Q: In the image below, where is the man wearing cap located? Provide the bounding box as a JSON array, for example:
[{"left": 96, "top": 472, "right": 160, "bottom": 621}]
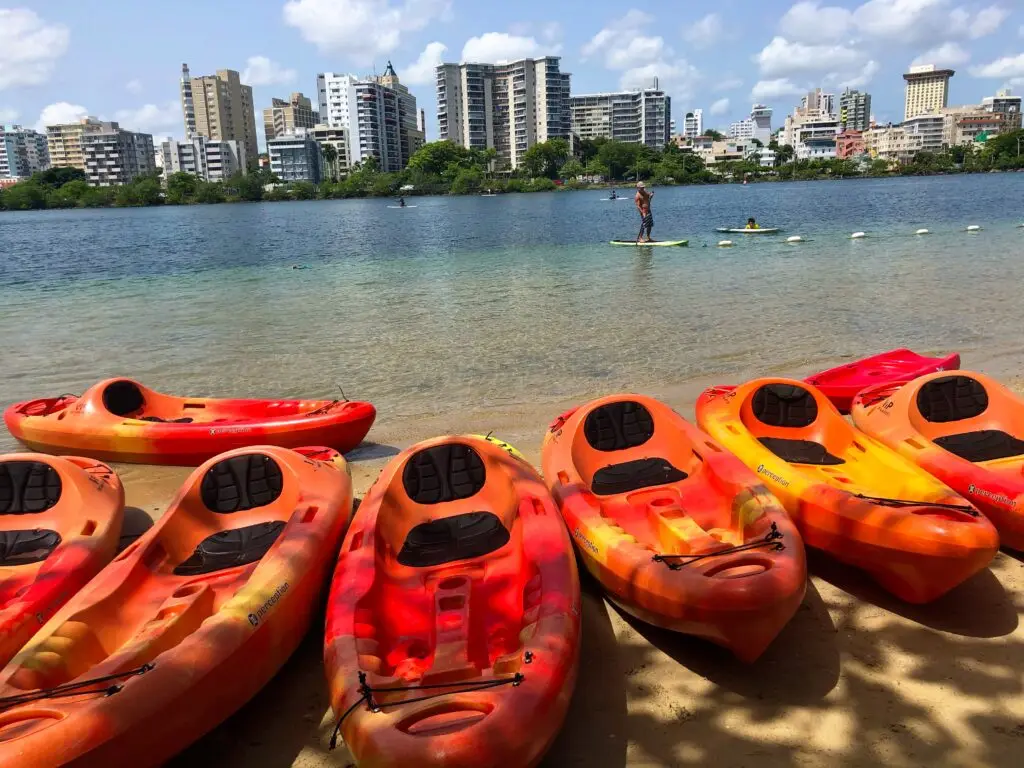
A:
[{"left": 635, "top": 181, "right": 654, "bottom": 243}]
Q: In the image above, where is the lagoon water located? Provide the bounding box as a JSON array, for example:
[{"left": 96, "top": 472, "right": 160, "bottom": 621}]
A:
[{"left": 2, "top": 173, "right": 1023, "bottom": 453}]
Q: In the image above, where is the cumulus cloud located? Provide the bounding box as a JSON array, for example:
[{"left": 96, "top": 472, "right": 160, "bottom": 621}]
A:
[
  {"left": 971, "top": 53, "right": 1024, "bottom": 78},
  {"left": 0, "top": 107, "right": 19, "bottom": 123},
  {"left": 462, "top": 33, "right": 547, "bottom": 63},
  {"left": 682, "top": 13, "right": 725, "bottom": 49},
  {"left": 35, "top": 102, "right": 88, "bottom": 132},
  {"left": 835, "top": 60, "right": 880, "bottom": 88},
  {"left": 0, "top": 9, "right": 70, "bottom": 90},
  {"left": 912, "top": 42, "right": 970, "bottom": 67},
  {"left": 779, "top": 2, "right": 852, "bottom": 42},
  {"left": 757, "top": 36, "right": 866, "bottom": 78},
  {"left": 242, "top": 55, "right": 297, "bottom": 86},
  {"left": 715, "top": 77, "right": 743, "bottom": 91},
  {"left": 126, "top": 79, "right": 144, "bottom": 94},
  {"left": 709, "top": 97, "right": 730, "bottom": 116},
  {"left": 750, "top": 78, "right": 805, "bottom": 102},
  {"left": 968, "top": 6, "right": 1009, "bottom": 39},
  {"left": 619, "top": 61, "right": 699, "bottom": 100},
  {"left": 403, "top": 41, "right": 447, "bottom": 84},
  {"left": 114, "top": 101, "right": 182, "bottom": 136},
  {"left": 283, "top": 0, "right": 450, "bottom": 63}
]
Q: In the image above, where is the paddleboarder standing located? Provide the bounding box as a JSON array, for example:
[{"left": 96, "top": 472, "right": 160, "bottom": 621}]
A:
[{"left": 635, "top": 182, "right": 654, "bottom": 242}]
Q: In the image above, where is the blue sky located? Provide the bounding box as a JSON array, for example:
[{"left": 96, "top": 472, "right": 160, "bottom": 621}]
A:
[{"left": 2, "top": 0, "right": 1023, "bottom": 146}]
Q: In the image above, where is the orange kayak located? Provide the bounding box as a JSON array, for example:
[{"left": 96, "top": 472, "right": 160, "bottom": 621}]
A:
[
  {"left": 696, "top": 379, "right": 999, "bottom": 603},
  {"left": 542, "top": 395, "right": 806, "bottom": 662},
  {"left": 324, "top": 435, "right": 580, "bottom": 768},
  {"left": 1, "top": 454, "right": 123, "bottom": 667},
  {"left": 5, "top": 378, "right": 376, "bottom": 465},
  {"left": 0, "top": 445, "right": 352, "bottom": 766},
  {"left": 852, "top": 371, "right": 1024, "bottom": 550}
]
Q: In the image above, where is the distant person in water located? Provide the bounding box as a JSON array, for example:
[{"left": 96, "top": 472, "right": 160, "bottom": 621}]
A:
[
  {"left": 398, "top": 196, "right": 406, "bottom": 208},
  {"left": 635, "top": 182, "right": 654, "bottom": 242},
  {"left": 745, "top": 217, "right": 759, "bottom": 229},
  {"left": 609, "top": 189, "right": 617, "bottom": 200}
]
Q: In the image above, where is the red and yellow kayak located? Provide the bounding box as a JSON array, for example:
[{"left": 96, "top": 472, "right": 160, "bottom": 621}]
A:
[
  {"left": 542, "top": 395, "right": 806, "bottom": 662},
  {"left": 5, "top": 378, "right": 376, "bottom": 465},
  {"left": 325, "top": 434, "right": 580, "bottom": 767},
  {"left": 852, "top": 370, "right": 1024, "bottom": 550},
  {"left": 696, "top": 379, "right": 999, "bottom": 603},
  {"left": 0, "top": 454, "right": 124, "bottom": 667},
  {"left": 0, "top": 445, "right": 352, "bottom": 766}
]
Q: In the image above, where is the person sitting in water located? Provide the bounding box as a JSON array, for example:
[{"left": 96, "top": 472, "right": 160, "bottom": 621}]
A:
[
  {"left": 398, "top": 196, "right": 406, "bottom": 208},
  {"left": 609, "top": 189, "right": 617, "bottom": 200},
  {"left": 745, "top": 217, "right": 759, "bottom": 230},
  {"left": 635, "top": 182, "right": 654, "bottom": 242}
]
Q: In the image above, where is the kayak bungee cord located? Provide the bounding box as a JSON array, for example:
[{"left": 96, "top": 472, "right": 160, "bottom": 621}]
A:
[
  {"left": 329, "top": 669, "right": 526, "bottom": 749},
  {"left": 652, "top": 522, "right": 785, "bottom": 570},
  {"left": 853, "top": 494, "right": 980, "bottom": 516},
  {"left": 0, "top": 664, "right": 155, "bottom": 712}
]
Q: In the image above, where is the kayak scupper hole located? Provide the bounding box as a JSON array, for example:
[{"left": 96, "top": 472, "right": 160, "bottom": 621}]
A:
[
  {"left": 57, "top": 411, "right": 66, "bottom": 420},
  {"left": 905, "top": 437, "right": 926, "bottom": 450},
  {"left": 80, "top": 520, "right": 97, "bottom": 536},
  {"left": 348, "top": 530, "right": 364, "bottom": 551},
  {"left": 438, "top": 595, "right": 465, "bottom": 612},
  {"left": 300, "top": 505, "right": 319, "bottom": 523},
  {"left": 439, "top": 576, "right": 467, "bottom": 591},
  {"left": 703, "top": 441, "right": 722, "bottom": 452},
  {"left": 851, "top": 441, "right": 868, "bottom": 453}
]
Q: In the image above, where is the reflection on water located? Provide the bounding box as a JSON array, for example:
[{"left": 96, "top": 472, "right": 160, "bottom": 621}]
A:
[{"left": 2, "top": 174, "right": 1023, "bottom": 452}]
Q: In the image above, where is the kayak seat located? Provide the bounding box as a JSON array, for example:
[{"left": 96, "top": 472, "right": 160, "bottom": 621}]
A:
[
  {"left": 200, "top": 454, "right": 284, "bottom": 513},
  {"left": 934, "top": 430, "right": 1024, "bottom": 463},
  {"left": 397, "top": 511, "right": 510, "bottom": 567},
  {"left": 402, "top": 444, "right": 486, "bottom": 504},
  {"left": 917, "top": 376, "right": 988, "bottom": 423},
  {"left": 0, "top": 529, "right": 62, "bottom": 566},
  {"left": 592, "top": 458, "right": 688, "bottom": 496},
  {"left": 585, "top": 401, "right": 655, "bottom": 451},
  {"left": 752, "top": 384, "right": 817, "bottom": 427},
  {"left": 758, "top": 437, "right": 845, "bottom": 466},
  {"left": 102, "top": 379, "right": 146, "bottom": 416},
  {"left": 174, "top": 521, "right": 286, "bottom": 575},
  {"left": 0, "top": 460, "right": 62, "bottom": 514}
]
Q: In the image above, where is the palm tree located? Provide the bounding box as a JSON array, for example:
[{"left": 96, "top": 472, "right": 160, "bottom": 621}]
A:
[{"left": 320, "top": 144, "right": 338, "bottom": 182}]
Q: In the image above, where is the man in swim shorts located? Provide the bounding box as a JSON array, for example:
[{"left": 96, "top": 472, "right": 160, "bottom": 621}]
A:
[{"left": 635, "top": 181, "right": 654, "bottom": 242}]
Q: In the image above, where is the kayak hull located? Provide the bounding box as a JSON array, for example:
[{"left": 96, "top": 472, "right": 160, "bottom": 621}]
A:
[
  {"left": 696, "top": 379, "right": 999, "bottom": 603},
  {"left": 806, "top": 348, "right": 960, "bottom": 414},
  {"left": 852, "top": 371, "right": 1024, "bottom": 550},
  {"left": 542, "top": 395, "right": 806, "bottom": 662},
  {"left": 5, "top": 378, "right": 376, "bottom": 465}
]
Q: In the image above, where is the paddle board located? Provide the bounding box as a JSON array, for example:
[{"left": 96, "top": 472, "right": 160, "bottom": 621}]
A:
[
  {"left": 610, "top": 239, "right": 688, "bottom": 247},
  {"left": 600, "top": 197, "right": 627, "bottom": 201},
  {"left": 716, "top": 227, "right": 780, "bottom": 234},
  {"left": 388, "top": 205, "right": 418, "bottom": 208}
]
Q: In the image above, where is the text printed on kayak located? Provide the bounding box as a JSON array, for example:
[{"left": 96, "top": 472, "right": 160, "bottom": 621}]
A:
[
  {"left": 968, "top": 484, "right": 1016, "bottom": 509},
  {"left": 757, "top": 464, "right": 790, "bottom": 487},
  {"left": 249, "top": 582, "right": 289, "bottom": 627}
]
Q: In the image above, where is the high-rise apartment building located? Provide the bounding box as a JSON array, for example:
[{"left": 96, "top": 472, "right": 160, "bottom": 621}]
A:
[
  {"left": 310, "top": 124, "right": 351, "bottom": 179},
  {"left": 436, "top": 56, "right": 571, "bottom": 169},
  {"left": 0, "top": 125, "right": 49, "bottom": 178},
  {"left": 799, "top": 89, "right": 835, "bottom": 118},
  {"left": 728, "top": 104, "right": 772, "bottom": 143},
  {"left": 81, "top": 127, "right": 155, "bottom": 186},
  {"left": 263, "top": 93, "right": 318, "bottom": 142},
  {"left": 180, "top": 64, "right": 258, "bottom": 164},
  {"left": 317, "top": 66, "right": 420, "bottom": 172},
  {"left": 569, "top": 87, "right": 671, "bottom": 148},
  {"left": 160, "top": 136, "right": 246, "bottom": 181},
  {"left": 46, "top": 118, "right": 100, "bottom": 170},
  {"left": 268, "top": 129, "right": 323, "bottom": 183},
  {"left": 903, "top": 64, "right": 954, "bottom": 120},
  {"left": 982, "top": 88, "right": 1022, "bottom": 132},
  {"left": 838, "top": 88, "right": 872, "bottom": 131},
  {"left": 683, "top": 109, "right": 703, "bottom": 138}
]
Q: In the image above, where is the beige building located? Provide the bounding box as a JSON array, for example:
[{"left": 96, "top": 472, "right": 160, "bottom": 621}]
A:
[
  {"left": 263, "top": 93, "right": 317, "bottom": 142},
  {"left": 180, "top": 64, "right": 258, "bottom": 165},
  {"left": 864, "top": 125, "right": 923, "bottom": 164},
  {"left": 46, "top": 118, "right": 100, "bottom": 169},
  {"left": 903, "top": 64, "right": 954, "bottom": 120},
  {"left": 310, "top": 124, "right": 350, "bottom": 179}
]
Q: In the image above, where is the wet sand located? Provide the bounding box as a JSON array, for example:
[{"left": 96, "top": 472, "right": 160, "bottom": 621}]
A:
[{"left": 93, "top": 362, "right": 1024, "bottom": 768}]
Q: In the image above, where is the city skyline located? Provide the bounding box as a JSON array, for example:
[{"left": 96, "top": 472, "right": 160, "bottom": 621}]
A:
[{"left": 2, "top": 0, "right": 1023, "bottom": 148}]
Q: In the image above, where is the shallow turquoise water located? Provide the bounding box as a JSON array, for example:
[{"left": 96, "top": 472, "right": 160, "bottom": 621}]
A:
[{"left": 2, "top": 174, "right": 1023, "bottom": 452}]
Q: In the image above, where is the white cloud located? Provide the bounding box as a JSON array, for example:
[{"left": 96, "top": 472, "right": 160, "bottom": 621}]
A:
[
  {"left": 779, "top": 2, "right": 852, "bottom": 42},
  {"left": 242, "top": 55, "right": 297, "bottom": 86},
  {"left": 0, "top": 9, "right": 70, "bottom": 90},
  {"left": 751, "top": 78, "right": 805, "bottom": 101},
  {"left": 283, "top": 0, "right": 450, "bottom": 63},
  {"left": 541, "top": 21, "right": 562, "bottom": 43},
  {"left": 715, "top": 77, "right": 743, "bottom": 91},
  {"left": 114, "top": 101, "right": 182, "bottom": 136},
  {"left": 971, "top": 53, "right": 1024, "bottom": 78},
  {"left": 403, "top": 41, "right": 447, "bottom": 84},
  {"left": 836, "top": 60, "right": 880, "bottom": 88},
  {"left": 583, "top": 9, "right": 661, "bottom": 68},
  {"left": 969, "top": 6, "right": 1008, "bottom": 39},
  {"left": 35, "top": 102, "right": 88, "bottom": 132},
  {"left": 0, "top": 107, "right": 18, "bottom": 123},
  {"left": 126, "top": 79, "right": 144, "bottom": 94},
  {"left": 912, "top": 42, "right": 970, "bottom": 67},
  {"left": 757, "top": 36, "right": 866, "bottom": 78},
  {"left": 709, "top": 97, "right": 730, "bottom": 116},
  {"left": 462, "top": 33, "right": 547, "bottom": 63},
  {"left": 682, "top": 14, "right": 725, "bottom": 49},
  {"left": 619, "top": 60, "right": 700, "bottom": 100}
]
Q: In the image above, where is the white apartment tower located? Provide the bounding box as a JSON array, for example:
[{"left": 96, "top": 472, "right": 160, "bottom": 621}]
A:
[
  {"left": 570, "top": 87, "right": 671, "bottom": 148},
  {"left": 683, "top": 109, "right": 703, "bottom": 138},
  {"left": 729, "top": 104, "right": 772, "bottom": 143},
  {"left": 903, "top": 64, "right": 954, "bottom": 120},
  {"left": 436, "top": 56, "right": 571, "bottom": 169},
  {"left": 0, "top": 125, "right": 50, "bottom": 178}
]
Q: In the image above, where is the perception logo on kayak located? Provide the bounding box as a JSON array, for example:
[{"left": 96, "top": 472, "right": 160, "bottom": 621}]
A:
[
  {"left": 248, "top": 582, "right": 290, "bottom": 627},
  {"left": 756, "top": 464, "right": 790, "bottom": 487},
  {"left": 210, "top": 426, "right": 254, "bottom": 436},
  {"left": 573, "top": 527, "right": 600, "bottom": 556},
  {"left": 967, "top": 484, "right": 1016, "bottom": 509}
]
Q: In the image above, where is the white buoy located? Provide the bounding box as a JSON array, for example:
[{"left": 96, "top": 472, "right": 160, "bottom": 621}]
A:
[
  {"left": 851, "top": 231, "right": 866, "bottom": 239},
  {"left": 718, "top": 240, "right": 733, "bottom": 247},
  {"left": 915, "top": 228, "right": 930, "bottom": 235},
  {"left": 966, "top": 225, "right": 981, "bottom": 232},
  {"left": 787, "top": 235, "right": 803, "bottom": 243}
]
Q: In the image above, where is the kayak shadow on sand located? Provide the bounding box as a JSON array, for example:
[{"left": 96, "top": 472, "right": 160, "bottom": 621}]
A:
[
  {"left": 116, "top": 506, "right": 155, "bottom": 552},
  {"left": 806, "top": 549, "right": 1018, "bottom": 638},
  {"left": 344, "top": 441, "right": 401, "bottom": 463}
]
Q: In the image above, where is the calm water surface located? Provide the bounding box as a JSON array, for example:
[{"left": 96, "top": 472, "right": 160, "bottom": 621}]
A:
[{"left": 2, "top": 174, "right": 1023, "bottom": 451}]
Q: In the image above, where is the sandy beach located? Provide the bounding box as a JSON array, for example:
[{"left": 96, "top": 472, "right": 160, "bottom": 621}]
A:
[{"left": 82, "top": 366, "right": 1023, "bottom": 768}]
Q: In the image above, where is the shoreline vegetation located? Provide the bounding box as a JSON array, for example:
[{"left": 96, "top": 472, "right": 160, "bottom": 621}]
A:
[{"left": 2, "top": 132, "right": 1022, "bottom": 211}]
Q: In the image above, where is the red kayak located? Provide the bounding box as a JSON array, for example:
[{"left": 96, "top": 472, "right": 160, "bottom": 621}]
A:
[
  {"left": 805, "top": 349, "right": 960, "bottom": 414},
  {"left": 5, "top": 378, "right": 376, "bottom": 465}
]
